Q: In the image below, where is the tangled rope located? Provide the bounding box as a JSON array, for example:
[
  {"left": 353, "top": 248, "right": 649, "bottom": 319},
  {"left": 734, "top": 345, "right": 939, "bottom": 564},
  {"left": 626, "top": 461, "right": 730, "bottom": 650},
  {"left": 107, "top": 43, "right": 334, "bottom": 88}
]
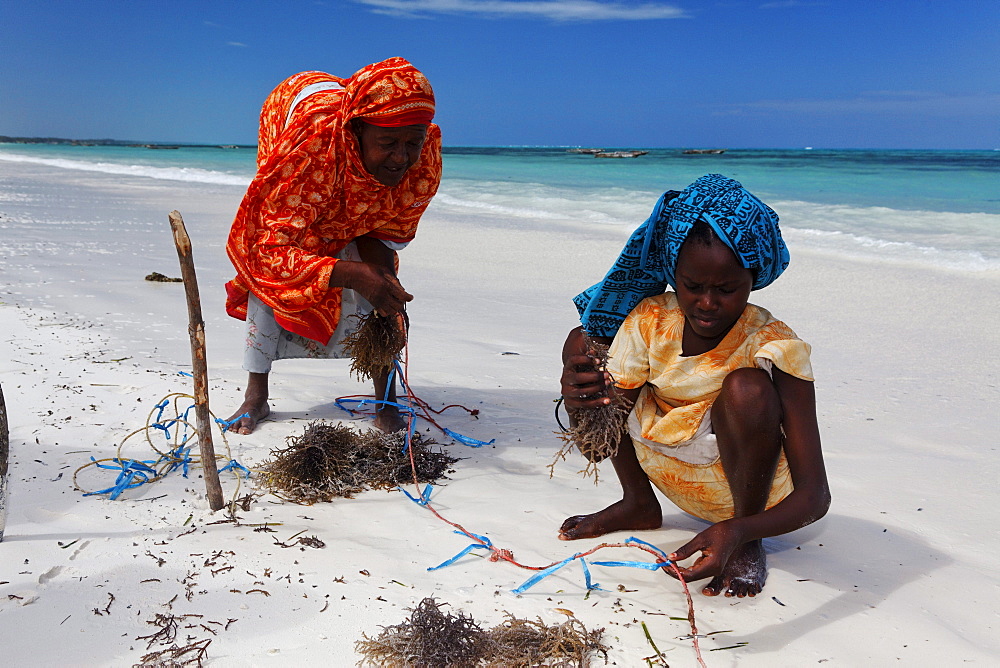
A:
[{"left": 73, "top": 392, "right": 251, "bottom": 508}]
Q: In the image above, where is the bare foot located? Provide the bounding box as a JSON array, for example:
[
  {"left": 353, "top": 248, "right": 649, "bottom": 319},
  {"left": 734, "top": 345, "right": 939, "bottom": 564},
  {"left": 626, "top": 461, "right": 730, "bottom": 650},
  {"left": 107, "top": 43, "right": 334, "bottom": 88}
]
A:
[
  {"left": 374, "top": 406, "right": 408, "bottom": 433},
  {"left": 559, "top": 497, "right": 662, "bottom": 540},
  {"left": 225, "top": 398, "right": 270, "bottom": 435},
  {"left": 702, "top": 539, "right": 767, "bottom": 598}
]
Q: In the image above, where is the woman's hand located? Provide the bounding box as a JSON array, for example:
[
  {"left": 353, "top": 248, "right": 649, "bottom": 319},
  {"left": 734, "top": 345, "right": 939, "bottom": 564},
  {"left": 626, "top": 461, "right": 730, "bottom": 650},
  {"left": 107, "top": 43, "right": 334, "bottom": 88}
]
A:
[
  {"left": 560, "top": 353, "right": 613, "bottom": 409},
  {"left": 331, "top": 260, "right": 413, "bottom": 316},
  {"left": 560, "top": 327, "right": 616, "bottom": 409},
  {"left": 667, "top": 520, "right": 746, "bottom": 582}
]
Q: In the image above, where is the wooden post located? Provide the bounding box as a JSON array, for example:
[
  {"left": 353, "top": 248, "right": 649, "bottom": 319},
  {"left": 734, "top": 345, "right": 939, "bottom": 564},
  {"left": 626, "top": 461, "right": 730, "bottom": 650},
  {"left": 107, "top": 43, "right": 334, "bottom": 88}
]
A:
[
  {"left": 168, "top": 211, "right": 225, "bottom": 511},
  {"left": 0, "top": 383, "right": 8, "bottom": 541}
]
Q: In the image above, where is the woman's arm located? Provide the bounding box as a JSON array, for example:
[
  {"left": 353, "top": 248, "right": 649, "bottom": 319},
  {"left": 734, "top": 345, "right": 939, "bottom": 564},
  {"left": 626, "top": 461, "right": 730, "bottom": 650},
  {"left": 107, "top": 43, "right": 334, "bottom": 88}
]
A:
[
  {"left": 353, "top": 235, "right": 396, "bottom": 270},
  {"left": 328, "top": 236, "right": 412, "bottom": 316},
  {"left": 670, "top": 368, "right": 831, "bottom": 579},
  {"left": 737, "top": 368, "right": 831, "bottom": 537}
]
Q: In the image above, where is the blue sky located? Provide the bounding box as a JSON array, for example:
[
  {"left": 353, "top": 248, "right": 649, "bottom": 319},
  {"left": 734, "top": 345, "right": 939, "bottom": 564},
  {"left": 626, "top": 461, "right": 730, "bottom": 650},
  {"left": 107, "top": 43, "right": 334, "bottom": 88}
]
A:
[{"left": 2, "top": 0, "right": 998, "bottom": 148}]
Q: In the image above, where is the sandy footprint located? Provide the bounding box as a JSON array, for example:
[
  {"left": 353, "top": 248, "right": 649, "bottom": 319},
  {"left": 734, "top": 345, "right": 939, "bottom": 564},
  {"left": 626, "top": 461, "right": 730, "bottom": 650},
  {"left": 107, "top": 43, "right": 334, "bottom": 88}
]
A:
[
  {"left": 22, "top": 507, "right": 67, "bottom": 524},
  {"left": 38, "top": 565, "right": 63, "bottom": 585},
  {"left": 68, "top": 539, "right": 90, "bottom": 560}
]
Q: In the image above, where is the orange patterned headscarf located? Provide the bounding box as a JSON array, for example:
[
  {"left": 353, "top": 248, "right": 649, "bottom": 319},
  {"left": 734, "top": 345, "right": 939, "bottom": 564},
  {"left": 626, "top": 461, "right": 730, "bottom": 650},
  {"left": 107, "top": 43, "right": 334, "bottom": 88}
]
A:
[{"left": 225, "top": 58, "right": 442, "bottom": 344}]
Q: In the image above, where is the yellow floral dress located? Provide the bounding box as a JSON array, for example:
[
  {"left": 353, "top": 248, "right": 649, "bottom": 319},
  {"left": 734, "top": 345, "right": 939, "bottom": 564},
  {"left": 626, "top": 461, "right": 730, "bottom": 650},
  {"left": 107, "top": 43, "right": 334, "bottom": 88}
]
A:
[{"left": 607, "top": 292, "right": 813, "bottom": 522}]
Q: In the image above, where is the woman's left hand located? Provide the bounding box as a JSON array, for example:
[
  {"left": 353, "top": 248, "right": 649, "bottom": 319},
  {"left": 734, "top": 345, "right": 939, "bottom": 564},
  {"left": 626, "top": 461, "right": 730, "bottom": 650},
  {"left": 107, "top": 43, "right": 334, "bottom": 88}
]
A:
[{"left": 667, "top": 520, "right": 745, "bottom": 582}]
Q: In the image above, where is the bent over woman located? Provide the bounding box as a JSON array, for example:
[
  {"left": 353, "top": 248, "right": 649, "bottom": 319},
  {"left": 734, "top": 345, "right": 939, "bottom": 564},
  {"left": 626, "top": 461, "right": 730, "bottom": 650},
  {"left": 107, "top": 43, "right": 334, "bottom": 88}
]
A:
[{"left": 225, "top": 57, "right": 442, "bottom": 434}]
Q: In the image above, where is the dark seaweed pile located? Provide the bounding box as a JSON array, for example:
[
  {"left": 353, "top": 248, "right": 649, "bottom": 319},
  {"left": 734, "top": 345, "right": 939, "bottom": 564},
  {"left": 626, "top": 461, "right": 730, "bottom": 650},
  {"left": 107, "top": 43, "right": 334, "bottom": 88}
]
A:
[{"left": 258, "top": 422, "right": 456, "bottom": 505}]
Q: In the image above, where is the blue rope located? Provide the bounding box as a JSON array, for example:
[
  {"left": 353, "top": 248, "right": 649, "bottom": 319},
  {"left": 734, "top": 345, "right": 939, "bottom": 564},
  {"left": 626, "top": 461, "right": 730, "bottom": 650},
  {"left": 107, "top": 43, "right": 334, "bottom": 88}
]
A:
[
  {"left": 428, "top": 531, "right": 495, "bottom": 571},
  {"left": 400, "top": 483, "right": 434, "bottom": 506},
  {"left": 338, "top": 359, "right": 495, "bottom": 449},
  {"left": 509, "top": 537, "right": 672, "bottom": 595},
  {"left": 626, "top": 536, "right": 673, "bottom": 563},
  {"left": 215, "top": 412, "right": 249, "bottom": 433},
  {"left": 150, "top": 402, "right": 194, "bottom": 442},
  {"left": 580, "top": 558, "right": 604, "bottom": 592},
  {"left": 161, "top": 445, "right": 194, "bottom": 478},
  {"left": 83, "top": 457, "right": 159, "bottom": 501},
  {"left": 151, "top": 400, "right": 172, "bottom": 439},
  {"left": 589, "top": 559, "right": 666, "bottom": 571},
  {"left": 442, "top": 428, "right": 493, "bottom": 448},
  {"left": 511, "top": 554, "right": 579, "bottom": 594},
  {"left": 83, "top": 401, "right": 245, "bottom": 499},
  {"left": 218, "top": 459, "right": 252, "bottom": 479}
]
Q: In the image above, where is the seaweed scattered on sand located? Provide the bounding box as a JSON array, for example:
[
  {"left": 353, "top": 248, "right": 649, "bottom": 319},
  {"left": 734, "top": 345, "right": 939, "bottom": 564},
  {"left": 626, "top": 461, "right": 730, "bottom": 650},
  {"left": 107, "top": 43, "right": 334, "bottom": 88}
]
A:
[
  {"left": 135, "top": 612, "right": 212, "bottom": 666},
  {"left": 342, "top": 312, "right": 407, "bottom": 381},
  {"left": 257, "top": 422, "right": 457, "bottom": 505},
  {"left": 144, "top": 271, "right": 182, "bottom": 283},
  {"left": 356, "top": 597, "right": 609, "bottom": 667},
  {"left": 552, "top": 336, "right": 630, "bottom": 479}
]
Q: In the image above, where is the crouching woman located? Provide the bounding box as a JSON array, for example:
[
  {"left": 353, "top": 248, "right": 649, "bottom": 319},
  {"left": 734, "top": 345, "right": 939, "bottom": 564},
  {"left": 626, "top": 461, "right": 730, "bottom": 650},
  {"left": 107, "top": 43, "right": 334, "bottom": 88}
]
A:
[{"left": 559, "top": 174, "right": 831, "bottom": 598}]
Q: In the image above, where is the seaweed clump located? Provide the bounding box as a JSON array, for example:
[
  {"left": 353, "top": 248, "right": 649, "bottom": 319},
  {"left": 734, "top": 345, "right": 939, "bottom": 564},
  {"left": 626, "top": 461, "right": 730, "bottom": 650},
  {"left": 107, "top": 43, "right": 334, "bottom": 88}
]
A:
[
  {"left": 356, "top": 597, "right": 486, "bottom": 667},
  {"left": 356, "top": 597, "right": 609, "bottom": 667},
  {"left": 342, "top": 312, "right": 407, "bottom": 381},
  {"left": 552, "top": 336, "right": 630, "bottom": 479},
  {"left": 483, "top": 613, "right": 609, "bottom": 667},
  {"left": 257, "top": 422, "right": 457, "bottom": 505},
  {"left": 144, "top": 271, "right": 182, "bottom": 283}
]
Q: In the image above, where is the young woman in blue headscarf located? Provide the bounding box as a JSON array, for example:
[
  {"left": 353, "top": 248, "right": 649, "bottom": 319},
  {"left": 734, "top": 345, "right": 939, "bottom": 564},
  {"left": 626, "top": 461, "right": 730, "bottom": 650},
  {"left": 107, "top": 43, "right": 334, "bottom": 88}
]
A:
[{"left": 559, "top": 174, "right": 830, "bottom": 599}]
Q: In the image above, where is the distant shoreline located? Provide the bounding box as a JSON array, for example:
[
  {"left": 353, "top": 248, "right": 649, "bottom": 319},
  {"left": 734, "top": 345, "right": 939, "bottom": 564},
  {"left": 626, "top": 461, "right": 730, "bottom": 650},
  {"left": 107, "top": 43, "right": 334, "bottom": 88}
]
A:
[
  {"left": 4, "top": 136, "right": 997, "bottom": 152},
  {"left": 0, "top": 136, "right": 256, "bottom": 150}
]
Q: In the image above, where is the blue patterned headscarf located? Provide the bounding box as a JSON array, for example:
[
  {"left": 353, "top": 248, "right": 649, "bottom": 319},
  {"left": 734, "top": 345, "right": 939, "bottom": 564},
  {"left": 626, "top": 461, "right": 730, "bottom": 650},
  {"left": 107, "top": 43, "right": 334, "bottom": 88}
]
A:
[{"left": 574, "top": 174, "right": 789, "bottom": 338}]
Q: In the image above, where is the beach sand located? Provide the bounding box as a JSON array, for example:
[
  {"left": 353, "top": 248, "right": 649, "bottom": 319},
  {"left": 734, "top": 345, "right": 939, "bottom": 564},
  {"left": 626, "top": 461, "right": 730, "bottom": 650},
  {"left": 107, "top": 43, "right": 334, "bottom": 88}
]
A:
[{"left": 1, "top": 159, "right": 998, "bottom": 666}]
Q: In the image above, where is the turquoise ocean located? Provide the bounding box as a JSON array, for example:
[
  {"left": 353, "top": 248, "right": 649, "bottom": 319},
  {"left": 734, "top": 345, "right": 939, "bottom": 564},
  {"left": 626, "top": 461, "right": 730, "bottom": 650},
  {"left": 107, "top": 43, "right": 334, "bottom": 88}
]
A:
[{"left": 2, "top": 143, "right": 998, "bottom": 272}]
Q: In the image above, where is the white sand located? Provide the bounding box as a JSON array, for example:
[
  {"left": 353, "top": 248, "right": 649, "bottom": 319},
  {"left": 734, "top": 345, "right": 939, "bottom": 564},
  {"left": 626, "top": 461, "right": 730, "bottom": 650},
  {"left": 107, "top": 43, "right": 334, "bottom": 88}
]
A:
[{"left": 1, "top": 159, "right": 998, "bottom": 666}]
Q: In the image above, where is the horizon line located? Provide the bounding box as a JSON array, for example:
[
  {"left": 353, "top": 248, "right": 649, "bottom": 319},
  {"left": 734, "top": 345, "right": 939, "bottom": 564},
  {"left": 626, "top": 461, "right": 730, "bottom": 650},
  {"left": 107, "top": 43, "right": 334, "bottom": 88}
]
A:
[{"left": 2, "top": 137, "right": 997, "bottom": 152}]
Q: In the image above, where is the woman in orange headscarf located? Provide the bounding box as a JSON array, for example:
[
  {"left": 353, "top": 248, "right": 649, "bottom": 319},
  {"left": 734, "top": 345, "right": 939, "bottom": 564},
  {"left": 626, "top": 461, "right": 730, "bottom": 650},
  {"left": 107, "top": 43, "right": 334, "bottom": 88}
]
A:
[{"left": 224, "top": 57, "right": 442, "bottom": 434}]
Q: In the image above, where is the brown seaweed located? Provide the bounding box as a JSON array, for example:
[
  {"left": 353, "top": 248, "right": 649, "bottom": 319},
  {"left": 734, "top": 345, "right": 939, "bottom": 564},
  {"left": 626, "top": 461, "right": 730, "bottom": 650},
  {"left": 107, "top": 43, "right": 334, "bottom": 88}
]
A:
[
  {"left": 552, "top": 337, "right": 630, "bottom": 480},
  {"left": 342, "top": 312, "right": 407, "bottom": 381},
  {"left": 356, "top": 597, "right": 486, "bottom": 667},
  {"left": 482, "top": 613, "right": 609, "bottom": 667},
  {"left": 257, "top": 422, "right": 457, "bottom": 505},
  {"left": 356, "top": 597, "right": 609, "bottom": 667}
]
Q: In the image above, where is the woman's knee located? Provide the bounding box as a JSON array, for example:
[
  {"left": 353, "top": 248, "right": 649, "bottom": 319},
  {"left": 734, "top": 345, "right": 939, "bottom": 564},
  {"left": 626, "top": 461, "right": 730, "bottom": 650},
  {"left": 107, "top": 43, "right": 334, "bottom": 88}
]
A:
[{"left": 715, "top": 368, "right": 781, "bottom": 426}]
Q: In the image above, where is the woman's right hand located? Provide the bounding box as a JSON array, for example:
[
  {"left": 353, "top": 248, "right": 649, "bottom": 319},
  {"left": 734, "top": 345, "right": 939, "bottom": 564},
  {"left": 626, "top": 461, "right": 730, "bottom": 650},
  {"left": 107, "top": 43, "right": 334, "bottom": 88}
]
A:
[
  {"left": 332, "top": 261, "right": 413, "bottom": 316},
  {"left": 561, "top": 354, "right": 612, "bottom": 409},
  {"left": 560, "top": 327, "right": 614, "bottom": 409}
]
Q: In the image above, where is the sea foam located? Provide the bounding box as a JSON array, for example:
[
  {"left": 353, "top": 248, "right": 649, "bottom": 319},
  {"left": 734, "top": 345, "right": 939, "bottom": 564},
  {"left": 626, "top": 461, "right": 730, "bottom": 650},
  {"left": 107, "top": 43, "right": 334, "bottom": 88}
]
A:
[
  {"left": 0, "top": 152, "right": 251, "bottom": 187},
  {"left": 4, "top": 147, "right": 996, "bottom": 273},
  {"left": 436, "top": 181, "right": 1000, "bottom": 272}
]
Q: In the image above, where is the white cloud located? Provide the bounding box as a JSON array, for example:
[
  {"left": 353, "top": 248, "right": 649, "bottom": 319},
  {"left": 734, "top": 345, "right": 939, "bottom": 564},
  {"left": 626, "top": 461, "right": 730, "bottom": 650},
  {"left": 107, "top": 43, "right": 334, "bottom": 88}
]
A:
[
  {"left": 712, "top": 91, "right": 1000, "bottom": 118},
  {"left": 353, "top": 0, "right": 687, "bottom": 21},
  {"left": 227, "top": 41, "right": 248, "bottom": 47}
]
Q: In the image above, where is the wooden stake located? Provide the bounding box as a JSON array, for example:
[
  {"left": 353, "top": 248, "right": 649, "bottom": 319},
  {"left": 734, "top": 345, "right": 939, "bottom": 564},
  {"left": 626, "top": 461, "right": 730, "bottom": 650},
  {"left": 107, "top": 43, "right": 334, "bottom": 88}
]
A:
[
  {"left": 0, "top": 383, "right": 9, "bottom": 540},
  {"left": 168, "top": 211, "right": 225, "bottom": 511}
]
